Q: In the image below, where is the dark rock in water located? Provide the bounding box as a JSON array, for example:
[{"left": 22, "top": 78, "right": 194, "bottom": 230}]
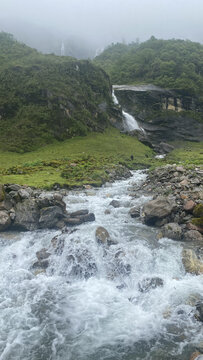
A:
[
  {"left": 110, "top": 200, "right": 120, "bottom": 208},
  {"left": 67, "top": 249, "right": 97, "bottom": 279},
  {"left": 129, "top": 206, "right": 140, "bottom": 218},
  {"left": 138, "top": 277, "right": 164, "bottom": 292},
  {"left": 116, "top": 283, "right": 127, "bottom": 290},
  {"left": 160, "top": 222, "right": 182, "bottom": 241},
  {"left": 142, "top": 196, "right": 175, "bottom": 226},
  {"left": 32, "top": 259, "right": 49, "bottom": 269},
  {"left": 69, "top": 209, "right": 89, "bottom": 217},
  {"left": 65, "top": 212, "right": 95, "bottom": 226},
  {"left": 196, "top": 303, "right": 203, "bottom": 322},
  {"left": 13, "top": 199, "right": 40, "bottom": 231},
  {"left": 39, "top": 206, "right": 65, "bottom": 229},
  {"left": 36, "top": 248, "right": 51, "bottom": 261},
  {"left": 95, "top": 226, "right": 110, "bottom": 245},
  {"left": 0, "top": 210, "right": 11, "bottom": 231}
]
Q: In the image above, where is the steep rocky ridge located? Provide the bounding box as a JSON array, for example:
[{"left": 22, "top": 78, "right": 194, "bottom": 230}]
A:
[{"left": 114, "top": 85, "right": 203, "bottom": 150}]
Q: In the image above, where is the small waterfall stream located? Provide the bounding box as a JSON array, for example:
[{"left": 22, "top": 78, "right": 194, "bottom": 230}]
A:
[
  {"left": 112, "top": 90, "right": 140, "bottom": 131},
  {"left": 0, "top": 171, "right": 202, "bottom": 360}
]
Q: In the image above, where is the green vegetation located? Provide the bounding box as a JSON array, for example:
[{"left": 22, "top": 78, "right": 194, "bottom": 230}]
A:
[
  {"left": 0, "top": 128, "right": 155, "bottom": 189},
  {"left": 166, "top": 141, "right": 203, "bottom": 166},
  {"left": 95, "top": 37, "right": 203, "bottom": 96},
  {"left": 0, "top": 32, "right": 114, "bottom": 152}
]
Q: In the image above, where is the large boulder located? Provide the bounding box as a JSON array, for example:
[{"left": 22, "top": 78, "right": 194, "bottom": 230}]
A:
[
  {"left": 182, "top": 249, "right": 203, "bottom": 275},
  {"left": 39, "top": 206, "right": 65, "bottom": 229},
  {"left": 13, "top": 199, "right": 40, "bottom": 231},
  {"left": 142, "top": 196, "right": 175, "bottom": 226},
  {"left": 0, "top": 210, "right": 11, "bottom": 231},
  {"left": 183, "top": 230, "right": 203, "bottom": 242},
  {"left": 95, "top": 226, "right": 110, "bottom": 245}
]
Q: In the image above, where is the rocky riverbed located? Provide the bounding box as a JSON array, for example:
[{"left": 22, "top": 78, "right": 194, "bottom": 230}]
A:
[{"left": 0, "top": 166, "right": 202, "bottom": 360}]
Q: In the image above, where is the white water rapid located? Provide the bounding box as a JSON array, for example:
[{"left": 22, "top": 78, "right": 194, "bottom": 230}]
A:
[
  {"left": 112, "top": 91, "right": 140, "bottom": 131},
  {"left": 0, "top": 171, "right": 202, "bottom": 360}
]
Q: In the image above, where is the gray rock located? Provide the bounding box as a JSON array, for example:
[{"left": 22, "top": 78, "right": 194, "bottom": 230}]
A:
[
  {"left": 129, "top": 206, "right": 140, "bottom": 218},
  {"left": 39, "top": 206, "right": 64, "bottom": 229},
  {"left": 13, "top": 199, "right": 40, "bottom": 231},
  {"left": 196, "top": 303, "right": 203, "bottom": 322},
  {"left": 138, "top": 277, "right": 164, "bottom": 292},
  {"left": 6, "top": 184, "right": 21, "bottom": 192},
  {"left": 159, "top": 142, "right": 175, "bottom": 153},
  {"left": 69, "top": 209, "right": 89, "bottom": 217},
  {"left": 162, "top": 222, "right": 182, "bottom": 240},
  {"left": 18, "top": 189, "right": 30, "bottom": 199},
  {"left": 36, "top": 248, "right": 51, "bottom": 261},
  {"left": 142, "top": 196, "right": 174, "bottom": 226},
  {"left": 184, "top": 230, "right": 203, "bottom": 242},
  {"left": 110, "top": 200, "right": 120, "bottom": 208},
  {"left": 95, "top": 226, "right": 110, "bottom": 245},
  {"left": 0, "top": 210, "right": 11, "bottom": 231}
]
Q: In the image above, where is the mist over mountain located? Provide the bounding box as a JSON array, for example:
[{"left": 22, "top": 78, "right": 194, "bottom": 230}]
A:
[{"left": 0, "top": 0, "right": 202, "bottom": 58}]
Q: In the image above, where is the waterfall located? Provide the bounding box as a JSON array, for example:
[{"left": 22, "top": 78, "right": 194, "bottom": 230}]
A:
[{"left": 112, "top": 90, "right": 140, "bottom": 131}]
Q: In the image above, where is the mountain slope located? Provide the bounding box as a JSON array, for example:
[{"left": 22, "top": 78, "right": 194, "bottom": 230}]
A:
[
  {"left": 95, "top": 37, "right": 203, "bottom": 97},
  {"left": 0, "top": 33, "right": 115, "bottom": 152}
]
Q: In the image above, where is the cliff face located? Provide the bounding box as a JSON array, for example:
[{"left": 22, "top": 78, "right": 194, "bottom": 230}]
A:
[{"left": 114, "top": 85, "right": 203, "bottom": 147}]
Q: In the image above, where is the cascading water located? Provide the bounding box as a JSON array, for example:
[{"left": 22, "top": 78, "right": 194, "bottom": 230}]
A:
[
  {"left": 0, "top": 171, "right": 202, "bottom": 360},
  {"left": 112, "top": 90, "right": 140, "bottom": 131}
]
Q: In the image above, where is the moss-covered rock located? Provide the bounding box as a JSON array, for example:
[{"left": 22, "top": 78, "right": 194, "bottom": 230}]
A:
[
  {"left": 0, "top": 185, "right": 5, "bottom": 202},
  {"left": 191, "top": 217, "right": 203, "bottom": 227},
  {"left": 193, "top": 204, "right": 203, "bottom": 218}
]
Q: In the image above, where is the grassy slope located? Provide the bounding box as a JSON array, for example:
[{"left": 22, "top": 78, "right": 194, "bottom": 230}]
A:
[
  {"left": 0, "top": 128, "right": 154, "bottom": 188},
  {"left": 0, "top": 128, "right": 202, "bottom": 189}
]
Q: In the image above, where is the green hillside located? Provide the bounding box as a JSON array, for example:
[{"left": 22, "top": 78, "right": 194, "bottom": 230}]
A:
[
  {"left": 0, "top": 32, "right": 114, "bottom": 152},
  {"left": 95, "top": 37, "right": 203, "bottom": 97}
]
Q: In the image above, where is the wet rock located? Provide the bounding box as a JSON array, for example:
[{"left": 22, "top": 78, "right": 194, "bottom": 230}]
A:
[
  {"left": 129, "top": 206, "right": 140, "bottom": 218},
  {"left": 65, "top": 217, "right": 83, "bottom": 225},
  {"left": 36, "top": 248, "right": 51, "bottom": 261},
  {"left": 182, "top": 249, "right": 203, "bottom": 275},
  {"left": 0, "top": 210, "right": 11, "bottom": 231},
  {"left": 69, "top": 209, "right": 89, "bottom": 217},
  {"left": 67, "top": 249, "right": 97, "bottom": 279},
  {"left": 196, "top": 303, "right": 203, "bottom": 322},
  {"left": 65, "top": 212, "right": 95, "bottom": 226},
  {"left": 138, "top": 277, "right": 164, "bottom": 292},
  {"left": 110, "top": 200, "right": 120, "bottom": 208},
  {"left": 39, "top": 206, "right": 64, "bottom": 229},
  {"left": 32, "top": 260, "right": 49, "bottom": 269},
  {"left": 34, "top": 269, "right": 46, "bottom": 276},
  {"left": 183, "top": 230, "right": 202, "bottom": 242},
  {"left": 142, "top": 196, "right": 175, "bottom": 226},
  {"left": 13, "top": 199, "right": 40, "bottom": 231},
  {"left": 104, "top": 209, "right": 111, "bottom": 215},
  {"left": 184, "top": 200, "right": 196, "bottom": 212},
  {"left": 95, "top": 226, "right": 110, "bottom": 245},
  {"left": 161, "top": 222, "right": 182, "bottom": 240}
]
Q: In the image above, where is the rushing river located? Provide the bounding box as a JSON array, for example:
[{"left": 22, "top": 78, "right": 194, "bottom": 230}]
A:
[{"left": 0, "top": 171, "right": 202, "bottom": 360}]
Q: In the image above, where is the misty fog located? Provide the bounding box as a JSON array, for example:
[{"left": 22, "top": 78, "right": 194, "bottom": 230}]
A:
[{"left": 0, "top": 0, "right": 202, "bottom": 58}]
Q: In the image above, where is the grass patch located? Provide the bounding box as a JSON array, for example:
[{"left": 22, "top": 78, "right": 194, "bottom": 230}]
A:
[
  {"left": 0, "top": 128, "right": 155, "bottom": 189},
  {"left": 165, "top": 141, "right": 203, "bottom": 166}
]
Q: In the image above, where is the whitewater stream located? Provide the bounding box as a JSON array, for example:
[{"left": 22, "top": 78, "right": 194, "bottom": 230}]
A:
[{"left": 0, "top": 171, "right": 202, "bottom": 360}]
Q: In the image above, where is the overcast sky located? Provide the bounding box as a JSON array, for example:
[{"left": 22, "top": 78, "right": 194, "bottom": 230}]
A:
[{"left": 0, "top": 0, "right": 202, "bottom": 49}]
